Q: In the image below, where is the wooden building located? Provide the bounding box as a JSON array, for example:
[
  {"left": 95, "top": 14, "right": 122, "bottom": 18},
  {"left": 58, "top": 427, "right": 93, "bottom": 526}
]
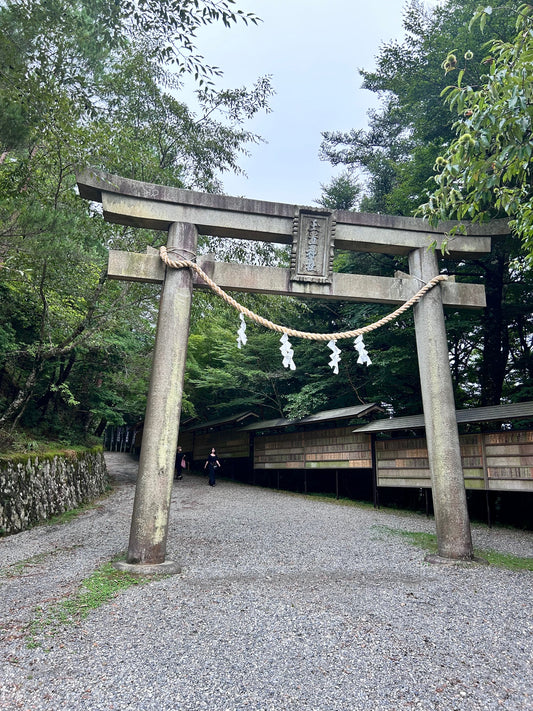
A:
[
  {"left": 178, "top": 402, "right": 533, "bottom": 504},
  {"left": 356, "top": 402, "right": 533, "bottom": 494},
  {"left": 179, "top": 405, "right": 381, "bottom": 483}
]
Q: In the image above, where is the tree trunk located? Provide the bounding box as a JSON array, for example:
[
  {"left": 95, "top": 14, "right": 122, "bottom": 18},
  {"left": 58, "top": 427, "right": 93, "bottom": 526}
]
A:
[
  {"left": 0, "top": 362, "right": 42, "bottom": 431},
  {"left": 94, "top": 417, "right": 107, "bottom": 437},
  {"left": 36, "top": 351, "right": 77, "bottom": 417}
]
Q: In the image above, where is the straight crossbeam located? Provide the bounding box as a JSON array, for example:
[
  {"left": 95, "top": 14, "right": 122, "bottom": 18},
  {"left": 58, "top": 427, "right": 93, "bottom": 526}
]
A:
[{"left": 108, "top": 250, "right": 486, "bottom": 309}]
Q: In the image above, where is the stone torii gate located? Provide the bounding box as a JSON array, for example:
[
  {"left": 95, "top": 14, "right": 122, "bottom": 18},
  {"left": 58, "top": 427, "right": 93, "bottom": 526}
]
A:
[{"left": 77, "top": 169, "right": 508, "bottom": 570}]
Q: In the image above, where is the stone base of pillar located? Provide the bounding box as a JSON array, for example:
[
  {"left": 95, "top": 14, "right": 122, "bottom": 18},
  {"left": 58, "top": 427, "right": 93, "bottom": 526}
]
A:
[
  {"left": 424, "top": 553, "right": 488, "bottom": 566},
  {"left": 113, "top": 560, "right": 181, "bottom": 576}
]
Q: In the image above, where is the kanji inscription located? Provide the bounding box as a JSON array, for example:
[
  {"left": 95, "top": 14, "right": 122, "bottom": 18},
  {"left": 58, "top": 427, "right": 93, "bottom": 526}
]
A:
[{"left": 290, "top": 208, "right": 335, "bottom": 284}]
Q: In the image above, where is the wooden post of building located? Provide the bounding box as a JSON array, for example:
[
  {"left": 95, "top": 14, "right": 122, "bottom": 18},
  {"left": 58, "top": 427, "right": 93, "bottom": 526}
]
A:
[
  {"left": 371, "top": 433, "right": 378, "bottom": 509},
  {"left": 480, "top": 434, "right": 492, "bottom": 528},
  {"left": 409, "top": 247, "right": 473, "bottom": 560},
  {"left": 117, "top": 222, "right": 197, "bottom": 572}
]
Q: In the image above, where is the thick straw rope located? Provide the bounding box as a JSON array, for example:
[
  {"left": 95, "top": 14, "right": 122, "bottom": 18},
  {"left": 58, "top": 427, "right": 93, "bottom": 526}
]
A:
[{"left": 159, "top": 246, "right": 448, "bottom": 341}]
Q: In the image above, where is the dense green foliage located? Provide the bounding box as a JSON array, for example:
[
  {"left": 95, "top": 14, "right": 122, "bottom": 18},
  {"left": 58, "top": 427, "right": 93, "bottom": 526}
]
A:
[
  {"left": 419, "top": 3, "right": 533, "bottom": 254},
  {"left": 2, "top": 0, "right": 532, "bottom": 449},
  {"left": 318, "top": 0, "right": 533, "bottom": 410},
  {"left": 0, "top": 0, "right": 273, "bottom": 447}
]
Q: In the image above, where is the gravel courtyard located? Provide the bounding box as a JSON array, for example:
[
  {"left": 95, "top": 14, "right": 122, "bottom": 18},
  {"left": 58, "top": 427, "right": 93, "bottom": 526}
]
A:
[{"left": 0, "top": 452, "right": 531, "bottom": 711}]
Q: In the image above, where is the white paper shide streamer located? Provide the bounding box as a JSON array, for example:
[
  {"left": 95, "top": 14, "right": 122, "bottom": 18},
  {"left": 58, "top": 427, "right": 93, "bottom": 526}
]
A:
[
  {"left": 280, "top": 333, "right": 296, "bottom": 370},
  {"left": 237, "top": 312, "right": 247, "bottom": 349},
  {"left": 354, "top": 334, "right": 371, "bottom": 366},
  {"left": 327, "top": 339, "right": 341, "bottom": 374},
  {"left": 236, "top": 308, "right": 372, "bottom": 373},
  {"left": 162, "top": 247, "right": 443, "bottom": 375}
]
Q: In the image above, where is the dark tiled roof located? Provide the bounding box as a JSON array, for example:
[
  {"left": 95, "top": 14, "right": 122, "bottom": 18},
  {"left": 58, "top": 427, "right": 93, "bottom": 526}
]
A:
[{"left": 354, "top": 401, "right": 533, "bottom": 433}]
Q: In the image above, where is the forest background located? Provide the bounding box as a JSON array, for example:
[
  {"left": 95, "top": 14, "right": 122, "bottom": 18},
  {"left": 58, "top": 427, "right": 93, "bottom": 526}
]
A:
[{"left": 0, "top": 0, "right": 532, "bottom": 451}]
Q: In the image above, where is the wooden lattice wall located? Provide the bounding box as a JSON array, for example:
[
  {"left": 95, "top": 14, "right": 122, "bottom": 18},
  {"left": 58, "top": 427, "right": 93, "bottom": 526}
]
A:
[{"left": 376, "top": 431, "right": 533, "bottom": 492}]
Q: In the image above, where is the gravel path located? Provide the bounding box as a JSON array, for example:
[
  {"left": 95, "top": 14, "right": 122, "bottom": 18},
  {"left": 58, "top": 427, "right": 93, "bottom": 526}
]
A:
[{"left": 1, "top": 452, "right": 532, "bottom": 711}]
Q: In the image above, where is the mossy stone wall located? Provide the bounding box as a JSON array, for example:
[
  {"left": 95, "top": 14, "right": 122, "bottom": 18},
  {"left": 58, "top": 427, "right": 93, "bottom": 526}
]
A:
[{"left": 0, "top": 448, "right": 108, "bottom": 535}]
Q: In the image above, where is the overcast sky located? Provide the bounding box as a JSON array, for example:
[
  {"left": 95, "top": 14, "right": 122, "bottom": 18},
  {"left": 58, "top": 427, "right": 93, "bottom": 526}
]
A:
[{"left": 184, "top": 0, "right": 424, "bottom": 206}]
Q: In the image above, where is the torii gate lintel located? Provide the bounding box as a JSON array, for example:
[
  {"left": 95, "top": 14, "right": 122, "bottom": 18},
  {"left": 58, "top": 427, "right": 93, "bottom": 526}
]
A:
[{"left": 78, "top": 168, "right": 505, "bottom": 257}]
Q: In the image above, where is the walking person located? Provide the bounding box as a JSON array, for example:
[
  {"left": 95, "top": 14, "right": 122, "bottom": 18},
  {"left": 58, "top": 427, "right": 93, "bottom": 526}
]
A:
[
  {"left": 204, "top": 447, "right": 221, "bottom": 487},
  {"left": 175, "top": 446, "right": 187, "bottom": 480}
]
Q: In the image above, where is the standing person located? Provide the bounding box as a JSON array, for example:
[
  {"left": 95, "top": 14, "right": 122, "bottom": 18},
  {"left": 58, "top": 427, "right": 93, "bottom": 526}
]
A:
[
  {"left": 175, "top": 446, "right": 187, "bottom": 480},
  {"left": 204, "top": 447, "right": 221, "bottom": 487}
]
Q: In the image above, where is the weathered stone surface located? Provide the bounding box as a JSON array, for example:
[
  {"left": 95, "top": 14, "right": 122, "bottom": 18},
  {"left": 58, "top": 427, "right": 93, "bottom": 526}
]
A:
[
  {"left": 108, "top": 250, "right": 165, "bottom": 283},
  {"left": 409, "top": 247, "right": 474, "bottom": 560},
  {"left": 77, "top": 168, "right": 508, "bottom": 257},
  {"left": 0, "top": 449, "right": 108, "bottom": 535},
  {"left": 108, "top": 251, "right": 487, "bottom": 308},
  {"left": 126, "top": 222, "right": 197, "bottom": 565}
]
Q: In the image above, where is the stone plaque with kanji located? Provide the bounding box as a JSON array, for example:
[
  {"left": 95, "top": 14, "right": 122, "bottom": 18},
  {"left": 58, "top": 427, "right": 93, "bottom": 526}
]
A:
[{"left": 290, "top": 208, "right": 335, "bottom": 284}]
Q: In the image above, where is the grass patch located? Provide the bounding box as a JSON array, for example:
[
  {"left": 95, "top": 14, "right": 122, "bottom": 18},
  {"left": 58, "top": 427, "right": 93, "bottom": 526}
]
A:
[
  {"left": 0, "top": 426, "right": 103, "bottom": 455},
  {"left": 479, "top": 548, "right": 533, "bottom": 572},
  {"left": 44, "top": 485, "right": 114, "bottom": 528},
  {"left": 0, "top": 443, "right": 103, "bottom": 461},
  {"left": 44, "top": 503, "right": 97, "bottom": 527},
  {"left": 26, "top": 557, "right": 153, "bottom": 648},
  {"left": 305, "top": 492, "right": 375, "bottom": 510},
  {"left": 1, "top": 547, "right": 82, "bottom": 578},
  {"left": 374, "top": 524, "right": 533, "bottom": 571}
]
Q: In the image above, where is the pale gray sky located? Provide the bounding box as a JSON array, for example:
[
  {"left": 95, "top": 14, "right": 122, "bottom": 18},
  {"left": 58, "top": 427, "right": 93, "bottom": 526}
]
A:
[{"left": 186, "top": 0, "right": 425, "bottom": 206}]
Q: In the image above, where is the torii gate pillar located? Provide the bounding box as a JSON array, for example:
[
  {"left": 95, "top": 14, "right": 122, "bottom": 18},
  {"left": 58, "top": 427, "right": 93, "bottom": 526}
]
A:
[
  {"left": 120, "top": 222, "right": 197, "bottom": 571},
  {"left": 409, "top": 247, "right": 473, "bottom": 560}
]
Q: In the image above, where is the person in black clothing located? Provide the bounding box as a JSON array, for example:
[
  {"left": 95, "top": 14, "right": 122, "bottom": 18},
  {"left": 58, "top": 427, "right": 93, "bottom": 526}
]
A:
[
  {"left": 204, "top": 447, "right": 221, "bottom": 487},
  {"left": 175, "top": 446, "right": 187, "bottom": 480}
]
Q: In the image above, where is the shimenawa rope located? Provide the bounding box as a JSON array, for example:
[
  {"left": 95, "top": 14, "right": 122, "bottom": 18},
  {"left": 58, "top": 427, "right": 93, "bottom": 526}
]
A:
[{"left": 159, "top": 246, "right": 448, "bottom": 342}]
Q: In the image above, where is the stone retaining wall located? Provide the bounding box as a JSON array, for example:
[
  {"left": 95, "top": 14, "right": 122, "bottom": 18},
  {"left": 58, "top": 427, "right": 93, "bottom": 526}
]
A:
[{"left": 0, "top": 448, "right": 108, "bottom": 535}]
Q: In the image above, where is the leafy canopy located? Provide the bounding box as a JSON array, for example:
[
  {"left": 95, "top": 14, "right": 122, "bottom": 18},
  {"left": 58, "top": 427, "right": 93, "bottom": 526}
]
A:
[
  {"left": 419, "top": 3, "right": 533, "bottom": 256},
  {"left": 0, "top": 0, "right": 273, "bottom": 445}
]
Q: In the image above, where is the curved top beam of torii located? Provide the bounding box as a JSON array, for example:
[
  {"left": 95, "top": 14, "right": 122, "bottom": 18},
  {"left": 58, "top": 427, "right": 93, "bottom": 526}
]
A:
[{"left": 77, "top": 168, "right": 508, "bottom": 259}]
